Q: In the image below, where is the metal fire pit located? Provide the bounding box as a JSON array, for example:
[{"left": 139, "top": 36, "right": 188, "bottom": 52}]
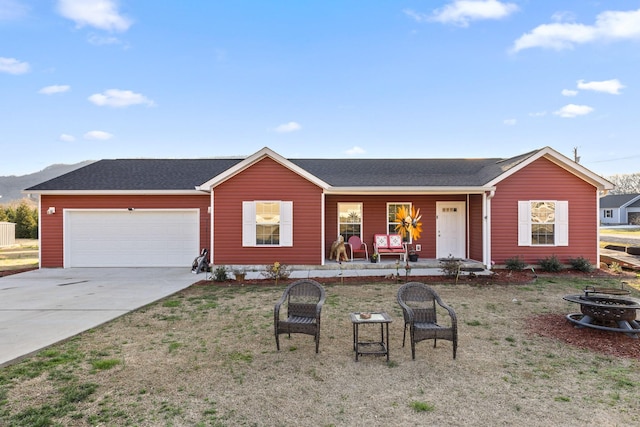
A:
[{"left": 563, "top": 286, "right": 640, "bottom": 339}]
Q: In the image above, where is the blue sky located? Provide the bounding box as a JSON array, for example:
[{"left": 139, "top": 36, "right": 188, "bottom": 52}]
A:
[{"left": 1, "top": 0, "right": 639, "bottom": 177}]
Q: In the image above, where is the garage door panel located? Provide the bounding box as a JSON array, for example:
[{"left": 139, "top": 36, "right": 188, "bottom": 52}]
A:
[{"left": 66, "top": 210, "right": 200, "bottom": 267}]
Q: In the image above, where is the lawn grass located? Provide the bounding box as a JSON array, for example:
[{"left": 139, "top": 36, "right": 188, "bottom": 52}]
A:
[{"left": 1, "top": 275, "right": 639, "bottom": 426}]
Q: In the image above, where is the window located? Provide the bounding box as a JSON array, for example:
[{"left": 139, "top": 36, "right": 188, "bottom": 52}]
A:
[
  {"left": 518, "top": 201, "right": 568, "bottom": 246},
  {"left": 242, "top": 201, "right": 293, "bottom": 247},
  {"left": 387, "top": 203, "right": 411, "bottom": 241},
  {"left": 338, "top": 203, "right": 362, "bottom": 242},
  {"left": 603, "top": 209, "right": 613, "bottom": 219},
  {"left": 256, "top": 202, "right": 280, "bottom": 245}
]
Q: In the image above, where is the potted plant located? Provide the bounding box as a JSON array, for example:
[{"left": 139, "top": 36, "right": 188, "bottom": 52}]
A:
[
  {"left": 370, "top": 253, "right": 379, "bottom": 263},
  {"left": 408, "top": 250, "right": 418, "bottom": 262},
  {"left": 233, "top": 268, "right": 246, "bottom": 281}
]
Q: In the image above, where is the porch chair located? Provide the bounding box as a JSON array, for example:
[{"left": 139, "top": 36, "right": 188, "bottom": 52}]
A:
[
  {"left": 347, "top": 236, "right": 369, "bottom": 261},
  {"left": 397, "top": 282, "right": 457, "bottom": 360},
  {"left": 274, "top": 279, "right": 326, "bottom": 353}
]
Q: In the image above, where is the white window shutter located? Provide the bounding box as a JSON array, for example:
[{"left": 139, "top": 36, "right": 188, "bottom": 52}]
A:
[
  {"left": 242, "top": 201, "right": 256, "bottom": 247},
  {"left": 517, "top": 201, "right": 531, "bottom": 246},
  {"left": 280, "top": 201, "right": 293, "bottom": 247},
  {"left": 555, "top": 201, "right": 569, "bottom": 246}
]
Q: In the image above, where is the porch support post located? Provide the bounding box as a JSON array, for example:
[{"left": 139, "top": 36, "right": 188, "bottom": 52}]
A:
[
  {"left": 321, "top": 191, "right": 326, "bottom": 266},
  {"left": 209, "top": 190, "right": 215, "bottom": 266},
  {"left": 483, "top": 190, "right": 495, "bottom": 269}
]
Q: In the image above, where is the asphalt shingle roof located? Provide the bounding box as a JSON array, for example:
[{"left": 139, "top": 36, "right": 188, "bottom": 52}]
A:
[
  {"left": 27, "top": 159, "right": 244, "bottom": 191},
  {"left": 27, "top": 151, "right": 538, "bottom": 191},
  {"left": 600, "top": 193, "right": 640, "bottom": 208}
]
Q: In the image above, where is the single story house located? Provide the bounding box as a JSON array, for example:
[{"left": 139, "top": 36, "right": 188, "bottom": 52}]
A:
[
  {"left": 600, "top": 193, "right": 640, "bottom": 225},
  {"left": 26, "top": 146, "right": 613, "bottom": 269}
]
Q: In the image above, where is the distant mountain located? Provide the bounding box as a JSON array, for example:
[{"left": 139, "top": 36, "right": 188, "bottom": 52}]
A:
[{"left": 0, "top": 161, "right": 94, "bottom": 204}]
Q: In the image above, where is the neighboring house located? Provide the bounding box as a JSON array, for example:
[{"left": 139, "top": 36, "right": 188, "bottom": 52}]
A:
[
  {"left": 26, "top": 146, "right": 613, "bottom": 269},
  {"left": 600, "top": 193, "right": 640, "bottom": 225}
]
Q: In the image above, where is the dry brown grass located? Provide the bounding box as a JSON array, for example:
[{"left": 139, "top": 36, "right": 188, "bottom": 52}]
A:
[{"left": 2, "top": 275, "right": 640, "bottom": 426}]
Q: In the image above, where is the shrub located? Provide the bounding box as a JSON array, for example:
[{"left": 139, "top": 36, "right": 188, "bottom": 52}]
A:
[
  {"left": 212, "top": 265, "right": 229, "bottom": 282},
  {"left": 439, "top": 255, "right": 462, "bottom": 279},
  {"left": 505, "top": 256, "right": 527, "bottom": 271},
  {"left": 569, "top": 256, "right": 593, "bottom": 272},
  {"left": 538, "top": 255, "right": 563, "bottom": 272},
  {"left": 261, "top": 261, "right": 291, "bottom": 281}
]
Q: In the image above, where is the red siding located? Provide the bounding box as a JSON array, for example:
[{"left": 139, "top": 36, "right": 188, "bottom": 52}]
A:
[
  {"left": 325, "top": 194, "right": 476, "bottom": 260},
  {"left": 491, "top": 157, "right": 599, "bottom": 265},
  {"left": 39, "top": 194, "right": 210, "bottom": 268},
  {"left": 212, "top": 158, "right": 323, "bottom": 265}
]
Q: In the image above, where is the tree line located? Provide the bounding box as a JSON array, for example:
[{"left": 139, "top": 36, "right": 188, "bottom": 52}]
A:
[
  {"left": 0, "top": 200, "right": 38, "bottom": 239},
  {"left": 606, "top": 173, "right": 640, "bottom": 194}
]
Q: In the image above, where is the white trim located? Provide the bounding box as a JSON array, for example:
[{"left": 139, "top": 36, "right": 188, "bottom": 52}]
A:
[
  {"left": 486, "top": 147, "right": 613, "bottom": 191},
  {"left": 27, "top": 190, "right": 205, "bottom": 196},
  {"left": 338, "top": 202, "right": 364, "bottom": 239},
  {"left": 386, "top": 202, "right": 411, "bottom": 240},
  {"left": 280, "top": 201, "right": 293, "bottom": 246},
  {"left": 321, "top": 192, "right": 326, "bottom": 266},
  {"left": 325, "top": 186, "right": 493, "bottom": 195},
  {"left": 197, "top": 147, "right": 330, "bottom": 191},
  {"left": 517, "top": 201, "right": 569, "bottom": 247},
  {"left": 210, "top": 190, "right": 215, "bottom": 266},
  {"left": 242, "top": 200, "right": 293, "bottom": 247},
  {"left": 63, "top": 208, "right": 199, "bottom": 268}
]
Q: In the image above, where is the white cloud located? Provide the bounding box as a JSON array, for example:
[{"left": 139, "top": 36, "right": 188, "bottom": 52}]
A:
[
  {"left": 503, "top": 118, "right": 517, "bottom": 126},
  {"left": 0, "top": 0, "right": 29, "bottom": 20},
  {"left": 88, "top": 89, "right": 154, "bottom": 107},
  {"left": 554, "top": 104, "right": 594, "bottom": 118},
  {"left": 512, "top": 8, "right": 640, "bottom": 52},
  {"left": 408, "top": 0, "right": 518, "bottom": 27},
  {"left": 273, "top": 121, "right": 302, "bottom": 133},
  {"left": 84, "top": 130, "right": 113, "bottom": 140},
  {"left": 57, "top": 0, "right": 132, "bottom": 32},
  {"left": 0, "top": 56, "right": 29, "bottom": 74},
  {"left": 561, "top": 89, "right": 578, "bottom": 97},
  {"left": 58, "top": 133, "right": 76, "bottom": 142},
  {"left": 528, "top": 111, "right": 547, "bottom": 117},
  {"left": 87, "top": 33, "right": 124, "bottom": 46},
  {"left": 38, "top": 85, "right": 70, "bottom": 95},
  {"left": 345, "top": 146, "right": 366, "bottom": 155},
  {"left": 577, "top": 79, "right": 624, "bottom": 94}
]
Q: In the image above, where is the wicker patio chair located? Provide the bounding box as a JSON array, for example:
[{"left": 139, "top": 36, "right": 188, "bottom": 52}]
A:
[
  {"left": 274, "top": 279, "right": 326, "bottom": 353},
  {"left": 397, "top": 282, "right": 457, "bottom": 360}
]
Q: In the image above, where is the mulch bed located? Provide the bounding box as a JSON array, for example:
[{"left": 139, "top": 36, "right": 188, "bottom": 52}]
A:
[
  {"left": 195, "top": 268, "right": 619, "bottom": 287},
  {"left": 528, "top": 313, "right": 640, "bottom": 360}
]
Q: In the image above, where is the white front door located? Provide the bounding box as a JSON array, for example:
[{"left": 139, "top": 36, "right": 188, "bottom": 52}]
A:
[{"left": 436, "top": 201, "right": 465, "bottom": 259}]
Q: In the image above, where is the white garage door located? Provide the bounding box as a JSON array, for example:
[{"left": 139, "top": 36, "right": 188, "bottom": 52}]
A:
[{"left": 65, "top": 209, "right": 200, "bottom": 267}]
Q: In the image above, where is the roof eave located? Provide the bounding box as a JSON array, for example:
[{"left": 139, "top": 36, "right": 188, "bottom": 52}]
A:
[
  {"left": 324, "top": 186, "right": 495, "bottom": 195},
  {"left": 24, "top": 189, "right": 207, "bottom": 196},
  {"left": 196, "top": 147, "right": 330, "bottom": 191},
  {"left": 485, "top": 146, "right": 614, "bottom": 190}
]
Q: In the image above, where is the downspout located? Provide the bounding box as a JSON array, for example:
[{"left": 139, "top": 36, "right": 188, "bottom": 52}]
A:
[
  {"left": 321, "top": 192, "right": 326, "bottom": 266},
  {"left": 209, "top": 190, "right": 214, "bottom": 266},
  {"left": 483, "top": 189, "right": 496, "bottom": 269},
  {"left": 38, "top": 196, "right": 42, "bottom": 269},
  {"left": 596, "top": 188, "right": 601, "bottom": 267},
  {"left": 466, "top": 194, "right": 470, "bottom": 260}
]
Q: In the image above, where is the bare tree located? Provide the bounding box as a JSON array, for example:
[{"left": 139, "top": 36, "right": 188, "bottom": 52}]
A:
[{"left": 606, "top": 173, "right": 640, "bottom": 194}]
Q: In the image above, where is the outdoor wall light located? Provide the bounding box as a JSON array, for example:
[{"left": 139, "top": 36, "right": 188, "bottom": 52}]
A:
[{"left": 46, "top": 207, "right": 55, "bottom": 215}]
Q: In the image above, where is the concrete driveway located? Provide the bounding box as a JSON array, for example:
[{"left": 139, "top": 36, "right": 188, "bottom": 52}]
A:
[{"left": 0, "top": 268, "right": 199, "bottom": 367}]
